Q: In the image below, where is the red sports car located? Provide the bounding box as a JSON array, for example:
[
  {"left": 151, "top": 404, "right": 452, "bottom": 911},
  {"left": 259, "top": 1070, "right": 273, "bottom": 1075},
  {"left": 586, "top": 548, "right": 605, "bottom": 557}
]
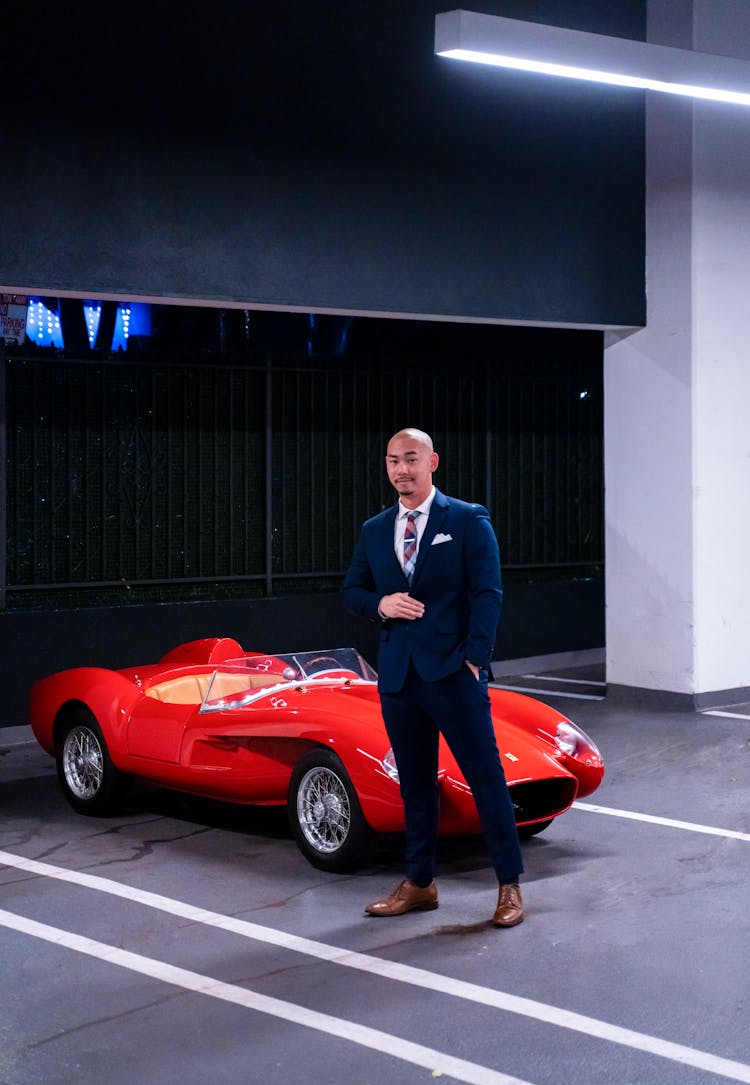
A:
[{"left": 28, "top": 637, "right": 604, "bottom": 872}]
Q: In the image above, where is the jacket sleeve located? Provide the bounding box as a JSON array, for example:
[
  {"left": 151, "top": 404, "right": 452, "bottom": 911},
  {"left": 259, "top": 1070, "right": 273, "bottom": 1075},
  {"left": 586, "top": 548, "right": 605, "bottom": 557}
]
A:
[
  {"left": 341, "top": 527, "right": 383, "bottom": 622},
  {"left": 463, "top": 506, "right": 503, "bottom": 667}
]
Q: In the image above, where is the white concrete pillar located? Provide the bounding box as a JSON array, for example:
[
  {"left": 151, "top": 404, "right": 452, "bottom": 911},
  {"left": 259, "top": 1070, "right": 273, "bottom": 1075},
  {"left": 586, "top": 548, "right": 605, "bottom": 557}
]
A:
[{"left": 604, "top": 0, "right": 750, "bottom": 705}]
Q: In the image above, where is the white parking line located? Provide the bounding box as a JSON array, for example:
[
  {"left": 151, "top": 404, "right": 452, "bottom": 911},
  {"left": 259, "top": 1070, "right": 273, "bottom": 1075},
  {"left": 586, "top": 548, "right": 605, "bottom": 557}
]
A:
[
  {"left": 491, "top": 684, "right": 605, "bottom": 701},
  {"left": 703, "top": 710, "right": 750, "bottom": 721},
  {"left": 573, "top": 803, "right": 750, "bottom": 842},
  {"left": 0, "top": 907, "right": 533, "bottom": 1085},
  {"left": 522, "top": 675, "right": 607, "bottom": 687},
  {"left": 1, "top": 850, "right": 749, "bottom": 1083}
]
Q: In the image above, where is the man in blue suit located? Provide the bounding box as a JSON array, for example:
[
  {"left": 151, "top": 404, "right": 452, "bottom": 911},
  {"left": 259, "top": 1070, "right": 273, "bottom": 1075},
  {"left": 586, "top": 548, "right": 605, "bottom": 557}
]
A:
[{"left": 343, "top": 428, "right": 524, "bottom": 926}]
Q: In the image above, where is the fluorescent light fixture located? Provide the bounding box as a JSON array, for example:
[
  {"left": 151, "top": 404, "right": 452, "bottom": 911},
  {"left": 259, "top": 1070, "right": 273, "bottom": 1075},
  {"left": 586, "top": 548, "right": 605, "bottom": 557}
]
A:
[{"left": 435, "top": 9, "right": 750, "bottom": 106}]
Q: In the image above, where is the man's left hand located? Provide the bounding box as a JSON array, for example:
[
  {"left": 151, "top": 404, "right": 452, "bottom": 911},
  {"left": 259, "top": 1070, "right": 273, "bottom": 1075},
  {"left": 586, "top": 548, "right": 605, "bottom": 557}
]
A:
[{"left": 465, "top": 661, "right": 479, "bottom": 680}]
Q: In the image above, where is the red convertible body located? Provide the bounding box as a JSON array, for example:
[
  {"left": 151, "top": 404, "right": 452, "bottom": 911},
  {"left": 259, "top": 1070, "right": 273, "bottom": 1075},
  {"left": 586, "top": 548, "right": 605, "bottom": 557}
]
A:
[{"left": 29, "top": 637, "right": 604, "bottom": 871}]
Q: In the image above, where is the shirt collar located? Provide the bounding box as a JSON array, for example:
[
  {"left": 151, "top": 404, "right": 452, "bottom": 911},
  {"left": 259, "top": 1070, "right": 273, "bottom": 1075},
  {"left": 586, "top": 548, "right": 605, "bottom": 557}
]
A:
[{"left": 398, "top": 486, "right": 436, "bottom": 519}]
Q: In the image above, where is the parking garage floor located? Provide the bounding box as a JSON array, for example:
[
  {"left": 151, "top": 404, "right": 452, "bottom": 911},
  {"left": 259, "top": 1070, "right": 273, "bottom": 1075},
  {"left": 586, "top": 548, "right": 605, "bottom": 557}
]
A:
[{"left": 1, "top": 657, "right": 748, "bottom": 1085}]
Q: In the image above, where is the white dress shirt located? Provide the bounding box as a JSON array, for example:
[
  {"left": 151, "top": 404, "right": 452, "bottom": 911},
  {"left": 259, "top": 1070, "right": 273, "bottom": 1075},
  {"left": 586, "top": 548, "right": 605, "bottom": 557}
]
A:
[{"left": 394, "top": 486, "right": 436, "bottom": 572}]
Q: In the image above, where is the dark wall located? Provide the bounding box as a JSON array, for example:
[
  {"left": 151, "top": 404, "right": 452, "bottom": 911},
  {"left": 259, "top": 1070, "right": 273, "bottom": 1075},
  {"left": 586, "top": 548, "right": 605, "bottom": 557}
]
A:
[
  {"left": 0, "top": 579, "right": 604, "bottom": 728},
  {"left": 1, "top": 1, "right": 646, "bottom": 326}
]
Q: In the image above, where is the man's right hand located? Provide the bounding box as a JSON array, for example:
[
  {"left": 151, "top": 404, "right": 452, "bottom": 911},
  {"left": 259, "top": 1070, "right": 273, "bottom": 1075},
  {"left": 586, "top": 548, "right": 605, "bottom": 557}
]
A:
[{"left": 378, "top": 592, "right": 425, "bottom": 621}]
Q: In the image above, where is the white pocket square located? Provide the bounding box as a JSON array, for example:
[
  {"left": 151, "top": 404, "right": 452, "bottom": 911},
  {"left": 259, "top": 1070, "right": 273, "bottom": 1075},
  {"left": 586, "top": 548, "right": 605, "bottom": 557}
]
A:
[{"left": 432, "top": 533, "right": 453, "bottom": 545}]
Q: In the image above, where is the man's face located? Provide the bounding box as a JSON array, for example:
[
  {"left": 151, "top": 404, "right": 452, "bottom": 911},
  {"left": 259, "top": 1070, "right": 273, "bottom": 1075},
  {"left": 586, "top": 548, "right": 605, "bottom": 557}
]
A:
[{"left": 385, "top": 434, "right": 439, "bottom": 507}]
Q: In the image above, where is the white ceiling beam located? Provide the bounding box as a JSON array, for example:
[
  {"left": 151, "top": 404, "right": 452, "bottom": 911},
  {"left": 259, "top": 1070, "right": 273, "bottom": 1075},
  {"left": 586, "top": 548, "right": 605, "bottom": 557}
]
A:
[{"left": 435, "top": 9, "right": 750, "bottom": 106}]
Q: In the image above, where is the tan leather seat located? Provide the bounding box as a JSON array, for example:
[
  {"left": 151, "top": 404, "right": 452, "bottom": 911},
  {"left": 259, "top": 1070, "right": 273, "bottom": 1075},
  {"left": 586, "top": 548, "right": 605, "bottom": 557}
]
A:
[
  {"left": 204, "top": 673, "right": 282, "bottom": 698},
  {"left": 144, "top": 671, "right": 282, "bottom": 704},
  {"left": 144, "top": 675, "right": 205, "bottom": 704}
]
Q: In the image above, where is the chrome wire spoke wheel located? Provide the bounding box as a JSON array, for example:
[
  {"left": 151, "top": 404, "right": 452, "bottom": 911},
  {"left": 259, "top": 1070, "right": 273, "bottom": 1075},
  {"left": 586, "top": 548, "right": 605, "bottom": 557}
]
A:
[
  {"left": 62, "top": 725, "right": 104, "bottom": 800},
  {"left": 288, "top": 750, "right": 370, "bottom": 871},
  {"left": 296, "top": 766, "right": 352, "bottom": 853},
  {"left": 56, "top": 711, "right": 127, "bottom": 816}
]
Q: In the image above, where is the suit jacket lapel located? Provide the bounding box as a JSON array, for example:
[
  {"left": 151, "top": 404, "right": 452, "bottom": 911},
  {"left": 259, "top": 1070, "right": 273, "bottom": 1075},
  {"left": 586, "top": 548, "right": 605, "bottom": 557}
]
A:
[
  {"left": 411, "top": 490, "right": 449, "bottom": 588},
  {"left": 378, "top": 504, "right": 405, "bottom": 583}
]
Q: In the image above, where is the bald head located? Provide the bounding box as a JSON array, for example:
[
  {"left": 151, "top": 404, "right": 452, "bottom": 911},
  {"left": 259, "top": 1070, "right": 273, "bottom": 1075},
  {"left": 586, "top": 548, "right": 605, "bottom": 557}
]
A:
[{"left": 388, "top": 427, "right": 434, "bottom": 453}]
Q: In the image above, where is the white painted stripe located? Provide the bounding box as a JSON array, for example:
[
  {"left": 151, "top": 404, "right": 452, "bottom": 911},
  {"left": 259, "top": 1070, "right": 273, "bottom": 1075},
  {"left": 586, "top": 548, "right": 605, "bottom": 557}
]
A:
[
  {"left": 1, "top": 849, "right": 749, "bottom": 1082},
  {"left": 573, "top": 802, "right": 750, "bottom": 842},
  {"left": 491, "top": 683, "right": 604, "bottom": 701},
  {"left": 703, "top": 710, "right": 750, "bottom": 721},
  {"left": 0, "top": 908, "right": 532, "bottom": 1085},
  {"left": 522, "top": 675, "right": 607, "bottom": 687}
]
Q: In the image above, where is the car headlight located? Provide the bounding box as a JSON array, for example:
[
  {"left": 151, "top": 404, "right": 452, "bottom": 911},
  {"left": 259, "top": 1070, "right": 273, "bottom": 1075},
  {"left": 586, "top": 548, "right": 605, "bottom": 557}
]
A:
[
  {"left": 555, "top": 721, "right": 602, "bottom": 765},
  {"left": 383, "top": 747, "right": 400, "bottom": 783},
  {"left": 555, "top": 722, "right": 580, "bottom": 755}
]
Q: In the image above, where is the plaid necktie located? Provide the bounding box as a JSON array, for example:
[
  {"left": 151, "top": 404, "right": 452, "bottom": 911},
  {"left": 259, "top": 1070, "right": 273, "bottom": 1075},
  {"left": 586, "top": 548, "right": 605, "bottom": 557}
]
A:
[{"left": 402, "top": 511, "right": 419, "bottom": 584}]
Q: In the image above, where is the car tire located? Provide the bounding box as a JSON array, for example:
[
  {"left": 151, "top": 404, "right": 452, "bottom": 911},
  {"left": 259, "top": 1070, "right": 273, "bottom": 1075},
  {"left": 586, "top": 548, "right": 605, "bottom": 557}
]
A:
[
  {"left": 56, "top": 710, "right": 129, "bottom": 816},
  {"left": 288, "top": 749, "right": 372, "bottom": 872},
  {"left": 518, "top": 818, "right": 554, "bottom": 839}
]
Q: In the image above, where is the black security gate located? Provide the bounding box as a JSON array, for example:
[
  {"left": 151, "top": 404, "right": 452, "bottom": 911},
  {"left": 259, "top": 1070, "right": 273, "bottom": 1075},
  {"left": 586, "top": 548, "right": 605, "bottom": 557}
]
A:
[{"left": 2, "top": 343, "right": 603, "bottom": 610}]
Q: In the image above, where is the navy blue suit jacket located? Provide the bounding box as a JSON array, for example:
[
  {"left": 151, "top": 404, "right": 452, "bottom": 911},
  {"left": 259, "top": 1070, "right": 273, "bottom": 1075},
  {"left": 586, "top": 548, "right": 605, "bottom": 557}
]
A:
[{"left": 342, "top": 489, "right": 502, "bottom": 694}]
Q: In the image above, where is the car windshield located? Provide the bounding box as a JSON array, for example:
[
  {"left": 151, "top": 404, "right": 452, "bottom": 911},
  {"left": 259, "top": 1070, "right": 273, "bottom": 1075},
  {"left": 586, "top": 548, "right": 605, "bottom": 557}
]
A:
[
  {"left": 199, "top": 648, "right": 377, "bottom": 713},
  {"left": 240, "top": 648, "right": 377, "bottom": 682}
]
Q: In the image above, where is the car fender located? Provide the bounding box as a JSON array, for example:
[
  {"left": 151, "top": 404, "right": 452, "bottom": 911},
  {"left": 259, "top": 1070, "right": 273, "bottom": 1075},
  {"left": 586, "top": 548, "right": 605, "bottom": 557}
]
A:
[
  {"left": 29, "top": 667, "right": 143, "bottom": 759},
  {"left": 181, "top": 688, "right": 405, "bottom": 831},
  {"left": 488, "top": 687, "right": 604, "bottom": 797}
]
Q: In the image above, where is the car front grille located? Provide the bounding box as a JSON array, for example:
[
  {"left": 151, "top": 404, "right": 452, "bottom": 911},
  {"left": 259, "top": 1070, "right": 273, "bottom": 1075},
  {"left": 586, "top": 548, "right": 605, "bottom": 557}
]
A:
[{"left": 509, "top": 777, "right": 578, "bottom": 824}]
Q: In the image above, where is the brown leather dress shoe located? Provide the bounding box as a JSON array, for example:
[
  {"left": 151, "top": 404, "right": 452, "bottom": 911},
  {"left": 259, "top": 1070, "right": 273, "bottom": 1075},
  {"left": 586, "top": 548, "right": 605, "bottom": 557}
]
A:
[
  {"left": 493, "top": 883, "right": 524, "bottom": 927},
  {"left": 365, "top": 878, "right": 438, "bottom": 916}
]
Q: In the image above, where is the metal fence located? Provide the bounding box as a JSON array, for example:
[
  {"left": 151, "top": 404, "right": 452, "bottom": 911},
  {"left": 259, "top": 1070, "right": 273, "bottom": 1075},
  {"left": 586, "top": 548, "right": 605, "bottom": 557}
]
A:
[{"left": 2, "top": 347, "right": 603, "bottom": 609}]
